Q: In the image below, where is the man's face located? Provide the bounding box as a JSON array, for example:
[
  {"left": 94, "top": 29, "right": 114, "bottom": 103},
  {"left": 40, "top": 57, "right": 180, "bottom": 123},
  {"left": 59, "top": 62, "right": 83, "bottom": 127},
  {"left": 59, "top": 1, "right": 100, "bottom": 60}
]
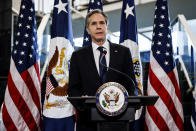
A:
[{"left": 86, "top": 13, "right": 107, "bottom": 45}]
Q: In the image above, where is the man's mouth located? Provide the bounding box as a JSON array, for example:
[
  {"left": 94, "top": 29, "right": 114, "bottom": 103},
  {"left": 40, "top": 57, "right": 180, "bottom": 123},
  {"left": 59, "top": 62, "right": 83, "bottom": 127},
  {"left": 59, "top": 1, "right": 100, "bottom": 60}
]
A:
[{"left": 96, "top": 32, "right": 103, "bottom": 34}]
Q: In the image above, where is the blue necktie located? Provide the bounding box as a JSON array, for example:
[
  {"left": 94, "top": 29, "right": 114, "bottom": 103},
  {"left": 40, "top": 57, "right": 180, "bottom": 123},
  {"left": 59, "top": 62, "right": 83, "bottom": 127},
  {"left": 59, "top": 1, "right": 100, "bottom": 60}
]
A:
[{"left": 97, "top": 46, "right": 107, "bottom": 83}]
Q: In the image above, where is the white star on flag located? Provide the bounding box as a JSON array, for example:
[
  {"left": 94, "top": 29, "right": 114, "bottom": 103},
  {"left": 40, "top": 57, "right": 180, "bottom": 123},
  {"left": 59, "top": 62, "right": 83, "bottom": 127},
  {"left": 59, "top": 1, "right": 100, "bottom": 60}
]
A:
[
  {"left": 156, "top": 50, "right": 161, "bottom": 54},
  {"left": 28, "top": 16, "right": 32, "bottom": 20},
  {"left": 18, "top": 60, "right": 23, "bottom": 64},
  {"left": 54, "top": 0, "right": 68, "bottom": 14},
  {"left": 161, "top": 15, "right": 165, "bottom": 19},
  {"left": 159, "top": 23, "right": 164, "bottom": 28},
  {"left": 89, "top": 9, "right": 93, "bottom": 12},
  {"left": 124, "top": 4, "right": 134, "bottom": 19},
  {"left": 26, "top": 25, "right": 30, "bottom": 29},
  {"left": 85, "top": 37, "right": 89, "bottom": 42},
  {"left": 18, "top": 23, "right": 22, "bottom": 27},
  {"left": 22, "top": 5, "right": 25, "bottom": 9},
  {"left": 30, "top": 8, "right": 33, "bottom": 12},
  {"left": 20, "top": 14, "right": 24, "bottom": 18}
]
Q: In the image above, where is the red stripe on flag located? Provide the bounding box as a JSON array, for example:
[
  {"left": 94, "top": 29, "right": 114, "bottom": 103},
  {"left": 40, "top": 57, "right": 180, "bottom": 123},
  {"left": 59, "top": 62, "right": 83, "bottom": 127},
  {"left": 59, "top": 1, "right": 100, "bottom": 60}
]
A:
[
  {"left": 34, "top": 62, "right": 43, "bottom": 130},
  {"left": 21, "top": 69, "right": 41, "bottom": 112},
  {"left": 168, "top": 70, "right": 183, "bottom": 103},
  {"left": 34, "top": 62, "right": 41, "bottom": 84},
  {"left": 147, "top": 105, "right": 170, "bottom": 131},
  {"left": 7, "top": 72, "right": 38, "bottom": 131},
  {"left": 149, "top": 65, "right": 184, "bottom": 130},
  {"left": 144, "top": 119, "right": 149, "bottom": 131},
  {"left": 2, "top": 104, "right": 18, "bottom": 131},
  {"left": 46, "top": 78, "right": 55, "bottom": 96}
]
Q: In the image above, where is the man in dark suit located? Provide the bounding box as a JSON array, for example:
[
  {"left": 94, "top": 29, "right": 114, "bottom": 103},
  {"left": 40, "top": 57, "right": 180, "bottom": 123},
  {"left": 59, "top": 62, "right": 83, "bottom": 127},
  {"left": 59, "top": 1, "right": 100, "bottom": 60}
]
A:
[{"left": 68, "top": 9, "right": 137, "bottom": 131}]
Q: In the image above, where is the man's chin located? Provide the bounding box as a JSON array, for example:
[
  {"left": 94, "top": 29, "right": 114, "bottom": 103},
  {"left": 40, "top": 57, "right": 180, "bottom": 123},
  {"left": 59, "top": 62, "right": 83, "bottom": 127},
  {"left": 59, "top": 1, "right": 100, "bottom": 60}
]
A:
[{"left": 94, "top": 38, "right": 106, "bottom": 43}]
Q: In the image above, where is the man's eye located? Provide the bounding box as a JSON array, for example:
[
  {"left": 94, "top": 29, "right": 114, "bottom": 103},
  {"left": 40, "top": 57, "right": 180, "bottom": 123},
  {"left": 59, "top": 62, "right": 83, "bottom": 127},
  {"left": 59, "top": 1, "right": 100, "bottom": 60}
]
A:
[
  {"left": 91, "top": 22, "right": 96, "bottom": 25},
  {"left": 100, "top": 21, "right": 105, "bottom": 24}
]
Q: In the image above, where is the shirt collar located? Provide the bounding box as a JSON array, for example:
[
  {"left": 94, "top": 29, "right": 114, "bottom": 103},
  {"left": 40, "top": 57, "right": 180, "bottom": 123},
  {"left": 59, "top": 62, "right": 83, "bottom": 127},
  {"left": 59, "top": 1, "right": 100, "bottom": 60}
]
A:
[{"left": 92, "top": 40, "right": 109, "bottom": 52}]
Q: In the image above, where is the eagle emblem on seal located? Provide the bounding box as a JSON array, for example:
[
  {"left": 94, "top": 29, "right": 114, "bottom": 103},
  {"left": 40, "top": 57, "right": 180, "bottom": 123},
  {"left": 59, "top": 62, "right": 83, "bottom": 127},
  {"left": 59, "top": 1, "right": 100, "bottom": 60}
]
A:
[{"left": 103, "top": 89, "right": 120, "bottom": 108}]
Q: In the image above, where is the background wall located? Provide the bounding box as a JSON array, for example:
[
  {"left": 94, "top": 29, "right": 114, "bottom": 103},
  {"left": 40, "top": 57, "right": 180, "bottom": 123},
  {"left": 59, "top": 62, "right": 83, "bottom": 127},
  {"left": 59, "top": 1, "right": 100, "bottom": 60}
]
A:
[{"left": 72, "top": 0, "right": 196, "bottom": 37}]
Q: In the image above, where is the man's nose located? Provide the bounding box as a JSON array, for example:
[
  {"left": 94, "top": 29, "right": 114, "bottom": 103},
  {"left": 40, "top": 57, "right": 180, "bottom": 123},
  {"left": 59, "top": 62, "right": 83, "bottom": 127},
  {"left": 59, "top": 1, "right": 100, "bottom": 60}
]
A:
[{"left": 96, "top": 23, "right": 102, "bottom": 29}]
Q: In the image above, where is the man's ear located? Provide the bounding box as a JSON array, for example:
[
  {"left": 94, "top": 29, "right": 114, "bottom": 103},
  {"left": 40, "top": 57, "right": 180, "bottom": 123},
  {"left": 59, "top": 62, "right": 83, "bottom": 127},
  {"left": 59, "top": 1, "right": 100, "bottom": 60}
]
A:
[{"left": 86, "top": 27, "right": 90, "bottom": 34}]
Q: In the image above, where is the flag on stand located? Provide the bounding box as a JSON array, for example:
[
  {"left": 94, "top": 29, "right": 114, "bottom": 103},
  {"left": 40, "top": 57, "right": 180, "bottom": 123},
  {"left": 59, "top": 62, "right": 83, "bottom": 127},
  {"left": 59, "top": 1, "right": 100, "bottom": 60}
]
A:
[
  {"left": 119, "top": 0, "right": 143, "bottom": 96},
  {"left": 82, "top": 0, "right": 103, "bottom": 47},
  {"left": 144, "top": 0, "right": 184, "bottom": 130},
  {"left": 43, "top": 0, "right": 75, "bottom": 130},
  {"left": 2, "top": 0, "right": 42, "bottom": 130},
  {"left": 119, "top": 1, "right": 143, "bottom": 130}
]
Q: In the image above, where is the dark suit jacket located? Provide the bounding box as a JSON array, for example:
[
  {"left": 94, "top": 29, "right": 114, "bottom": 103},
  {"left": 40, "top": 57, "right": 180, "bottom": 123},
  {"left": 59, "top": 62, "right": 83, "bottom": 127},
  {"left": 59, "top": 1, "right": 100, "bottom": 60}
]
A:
[{"left": 68, "top": 41, "right": 137, "bottom": 131}]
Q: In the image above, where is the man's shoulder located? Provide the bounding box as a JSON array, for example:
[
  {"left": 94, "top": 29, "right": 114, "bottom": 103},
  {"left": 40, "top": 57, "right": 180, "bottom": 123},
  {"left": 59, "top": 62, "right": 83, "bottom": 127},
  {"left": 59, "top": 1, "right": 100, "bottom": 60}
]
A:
[
  {"left": 73, "top": 45, "right": 91, "bottom": 54},
  {"left": 109, "top": 41, "right": 129, "bottom": 51}
]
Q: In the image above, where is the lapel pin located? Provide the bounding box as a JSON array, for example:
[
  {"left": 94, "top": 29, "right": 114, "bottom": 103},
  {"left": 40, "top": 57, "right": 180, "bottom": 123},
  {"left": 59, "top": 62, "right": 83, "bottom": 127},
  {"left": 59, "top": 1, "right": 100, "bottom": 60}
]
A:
[{"left": 114, "top": 50, "right": 118, "bottom": 53}]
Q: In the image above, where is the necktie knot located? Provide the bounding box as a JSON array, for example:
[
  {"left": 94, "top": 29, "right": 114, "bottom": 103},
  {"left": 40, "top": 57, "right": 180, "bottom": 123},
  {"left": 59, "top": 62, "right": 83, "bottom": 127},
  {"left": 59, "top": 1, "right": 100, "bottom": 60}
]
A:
[
  {"left": 97, "top": 46, "right": 107, "bottom": 55},
  {"left": 97, "top": 46, "right": 104, "bottom": 52}
]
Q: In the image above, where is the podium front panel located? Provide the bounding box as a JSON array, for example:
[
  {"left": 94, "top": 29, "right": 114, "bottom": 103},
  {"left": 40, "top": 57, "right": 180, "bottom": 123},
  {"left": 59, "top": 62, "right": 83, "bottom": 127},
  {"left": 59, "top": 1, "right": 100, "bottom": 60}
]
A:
[{"left": 91, "top": 107, "right": 135, "bottom": 121}]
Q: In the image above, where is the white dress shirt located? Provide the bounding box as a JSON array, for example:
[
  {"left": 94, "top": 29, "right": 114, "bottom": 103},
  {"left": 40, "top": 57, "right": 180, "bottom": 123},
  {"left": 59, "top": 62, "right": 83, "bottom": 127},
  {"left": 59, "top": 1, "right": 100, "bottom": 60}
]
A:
[{"left": 92, "top": 41, "right": 110, "bottom": 75}]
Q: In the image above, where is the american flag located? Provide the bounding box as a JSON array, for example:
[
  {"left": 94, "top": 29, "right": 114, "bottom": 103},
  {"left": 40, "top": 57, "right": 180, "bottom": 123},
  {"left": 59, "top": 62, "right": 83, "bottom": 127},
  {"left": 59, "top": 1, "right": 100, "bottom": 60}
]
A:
[
  {"left": 119, "top": 0, "right": 143, "bottom": 96},
  {"left": 2, "top": 0, "right": 42, "bottom": 130},
  {"left": 43, "top": 0, "right": 75, "bottom": 130},
  {"left": 82, "top": 0, "right": 103, "bottom": 47},
  {"left": 145, "top": 0, "right": 184, "bottom": 130}
]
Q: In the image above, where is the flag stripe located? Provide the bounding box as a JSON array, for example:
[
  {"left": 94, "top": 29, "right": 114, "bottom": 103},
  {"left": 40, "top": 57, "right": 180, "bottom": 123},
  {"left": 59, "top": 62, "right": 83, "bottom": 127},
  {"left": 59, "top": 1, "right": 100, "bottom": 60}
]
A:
[
  {"left": 150, "top": 55, "right": 184, "bottom": 120},
  {"left": 149, "top": 64, "right": 184, "bottom": 130},
  {"left": 168, "top": 70, "right": 182, "bottom": 103},
  {"left": 145, "top": 101, "right": 160, "bottom": 131},
  {"left": 46, "top": 78, "right": 54, "bottom": 96},
  {"left": 8, "top": 71, "right": 38, "bottom": 130},
  {"left": 23, "top": 66, "right": 41, "bottom": 111},
  {"left": 2, "top": 104, "right": 18, "bottom": 131},
  {"left": 28, "top": 65, "right": 42, "bottom": 125},
  {"left": 29, "top": 62, "right": 41, "bottom": 96},
  {"left": 8, "top": 58, "right": 40, "bottom": 129},
  {"left": 34, "top": 62, "right": 41, "bottom": 84},
  {"left": 3, "top": 86, "right": 29, "bottom": 130},
  {"left": 10, "top": 58, "right": 41, "bottom": 120},
  {"left": 147, "top": 82, "right": 179, "bottom": 130},
  {"left": 147, "top": 105, "right": 169, "bottom": 131}
]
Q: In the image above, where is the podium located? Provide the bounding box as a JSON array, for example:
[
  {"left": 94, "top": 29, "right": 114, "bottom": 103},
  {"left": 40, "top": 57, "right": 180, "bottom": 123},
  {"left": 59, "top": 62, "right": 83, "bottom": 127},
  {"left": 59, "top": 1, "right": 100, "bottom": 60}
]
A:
[{"left": 68, "top": 96, "right": 158, "bottom": 131}]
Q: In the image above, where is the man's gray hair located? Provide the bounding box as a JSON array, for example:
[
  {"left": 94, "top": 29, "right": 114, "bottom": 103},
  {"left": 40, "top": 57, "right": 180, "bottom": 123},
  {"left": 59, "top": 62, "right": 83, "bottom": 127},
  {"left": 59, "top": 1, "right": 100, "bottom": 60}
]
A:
[{"left": 85, "top": 9, "right": 108, "bottom": 27}]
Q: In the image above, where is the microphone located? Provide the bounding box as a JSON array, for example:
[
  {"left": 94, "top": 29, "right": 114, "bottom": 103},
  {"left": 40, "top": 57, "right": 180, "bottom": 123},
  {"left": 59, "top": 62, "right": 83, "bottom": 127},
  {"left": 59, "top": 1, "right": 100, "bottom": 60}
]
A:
[{"left": 100, "top": 51, "right": 138, "bottom": 94}]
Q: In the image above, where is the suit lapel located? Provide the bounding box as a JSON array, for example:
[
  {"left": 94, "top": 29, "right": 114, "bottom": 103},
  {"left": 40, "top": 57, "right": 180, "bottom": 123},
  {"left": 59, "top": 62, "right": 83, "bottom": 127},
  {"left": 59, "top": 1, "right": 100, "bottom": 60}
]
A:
[
  {"left": 86, "top": 45, "right": 102, "bottom": 82},
  {"left": 85, "top": 42, "right": 118, "bottom": 83},
  {"left": 108, "top": 42, "right": 118, "bottom": 81}
]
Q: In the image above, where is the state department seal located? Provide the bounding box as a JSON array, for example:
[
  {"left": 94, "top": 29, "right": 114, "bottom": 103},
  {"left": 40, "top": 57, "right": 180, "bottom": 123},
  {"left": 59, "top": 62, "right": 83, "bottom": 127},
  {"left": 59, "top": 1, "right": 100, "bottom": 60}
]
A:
[{"left": 96, "top": 82, "right": 128, "bottom": 116}]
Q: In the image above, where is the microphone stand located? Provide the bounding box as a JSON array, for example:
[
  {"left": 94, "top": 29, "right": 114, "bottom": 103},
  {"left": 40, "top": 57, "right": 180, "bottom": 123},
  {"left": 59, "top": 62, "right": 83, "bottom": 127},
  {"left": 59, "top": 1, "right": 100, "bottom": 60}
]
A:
[{"left": 100, "top": 53, "right": 139, "bottom": 95}]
